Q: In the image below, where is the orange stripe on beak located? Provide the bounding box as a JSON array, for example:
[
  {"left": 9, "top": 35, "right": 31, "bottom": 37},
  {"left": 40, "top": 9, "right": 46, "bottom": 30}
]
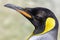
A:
[{"left": 16, "top": 9, "right": 32, "bottom": 18}]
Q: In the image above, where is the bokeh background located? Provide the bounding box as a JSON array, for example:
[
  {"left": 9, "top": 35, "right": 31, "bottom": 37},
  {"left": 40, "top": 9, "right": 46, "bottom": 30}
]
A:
[{"left": 0, "top": 0, "right": 60, "bottom": 40}]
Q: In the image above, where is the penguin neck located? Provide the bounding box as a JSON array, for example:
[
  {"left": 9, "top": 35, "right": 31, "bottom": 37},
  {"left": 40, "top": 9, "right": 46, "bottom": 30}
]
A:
[
  {"left": 29, "top": 28, "right": 58, "bottom": 40},
  {"left": 46, "top": 28, "right": 58, "bottom": 40}
]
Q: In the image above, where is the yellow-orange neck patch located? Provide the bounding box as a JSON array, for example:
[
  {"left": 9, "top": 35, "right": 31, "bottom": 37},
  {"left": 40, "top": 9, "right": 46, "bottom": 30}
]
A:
[{"left": 41, "top": 17, "right": 55, "bottom": 34}]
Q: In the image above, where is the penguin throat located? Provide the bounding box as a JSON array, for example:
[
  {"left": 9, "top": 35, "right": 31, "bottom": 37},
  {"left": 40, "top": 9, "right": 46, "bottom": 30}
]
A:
[{"left": 33, "top": 23, "right": 45, "bottom": 35}]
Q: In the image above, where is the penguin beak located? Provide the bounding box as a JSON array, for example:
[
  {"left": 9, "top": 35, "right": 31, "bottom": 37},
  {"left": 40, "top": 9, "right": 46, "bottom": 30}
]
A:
[{"left": 4, "top": 4, "right": 32, "bottom": 18}]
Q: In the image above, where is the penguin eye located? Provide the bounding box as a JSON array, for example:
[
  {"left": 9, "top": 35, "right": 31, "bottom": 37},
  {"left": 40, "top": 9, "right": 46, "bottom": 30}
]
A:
[{"left": 41, "top": 17, "right": 55, "bottom": 34}]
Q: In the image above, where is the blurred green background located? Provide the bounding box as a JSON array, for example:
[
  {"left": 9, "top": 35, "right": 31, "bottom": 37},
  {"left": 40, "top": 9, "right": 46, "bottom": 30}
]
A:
[{"left": 0, "top": 0, "right": 60, "bottom": 40}]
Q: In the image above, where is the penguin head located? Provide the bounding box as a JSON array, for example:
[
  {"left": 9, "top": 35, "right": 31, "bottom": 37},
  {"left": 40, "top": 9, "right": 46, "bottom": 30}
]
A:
[{"left": 4, "top": 4, "right": 58, "bottom": 35}]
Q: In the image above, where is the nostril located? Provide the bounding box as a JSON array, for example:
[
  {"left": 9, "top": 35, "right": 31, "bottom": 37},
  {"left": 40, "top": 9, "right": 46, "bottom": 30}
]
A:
[{"left": 25, "top": 8, "right": 32, "bottom": 11}]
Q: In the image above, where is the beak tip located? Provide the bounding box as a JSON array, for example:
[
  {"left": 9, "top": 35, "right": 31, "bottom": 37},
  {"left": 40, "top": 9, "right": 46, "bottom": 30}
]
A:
[
  {"left": 4, "top": 4, "right": 17, "bottom": 10},
  {"left": 4, "top": 4, "right": 10, "bottom": 7},
  {"left": 4, "top": 4, "right": 15, "bottom": 8}
]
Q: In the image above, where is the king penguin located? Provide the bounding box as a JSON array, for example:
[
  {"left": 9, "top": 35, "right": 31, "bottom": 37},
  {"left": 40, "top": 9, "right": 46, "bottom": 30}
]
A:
[{"left": 4, "top": 4, "right": 59, "bottom": 40}]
